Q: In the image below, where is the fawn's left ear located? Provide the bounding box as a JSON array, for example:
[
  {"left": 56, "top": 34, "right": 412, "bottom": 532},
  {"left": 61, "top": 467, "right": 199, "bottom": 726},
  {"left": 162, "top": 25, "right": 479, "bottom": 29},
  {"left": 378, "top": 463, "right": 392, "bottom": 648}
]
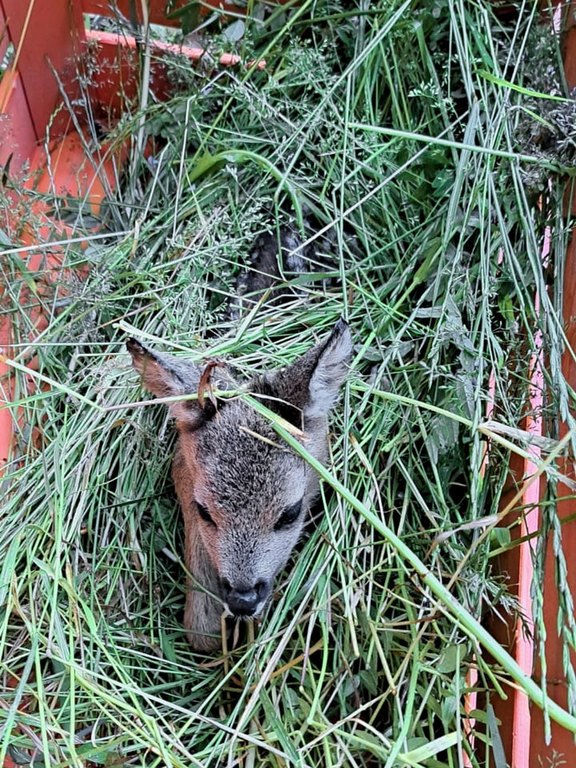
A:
[
  {"left": 303, "top": 318, "right": 353, "bottom": 418},
  {"left": 261, "top": 318, "right": 353, "bottom": 422}
]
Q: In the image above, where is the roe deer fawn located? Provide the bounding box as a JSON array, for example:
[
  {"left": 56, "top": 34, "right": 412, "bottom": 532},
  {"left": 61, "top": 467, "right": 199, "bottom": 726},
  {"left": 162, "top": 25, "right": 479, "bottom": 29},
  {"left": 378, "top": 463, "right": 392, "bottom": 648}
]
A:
[{"left": 127, "top": 239, "right": 352, "bottom": 651}]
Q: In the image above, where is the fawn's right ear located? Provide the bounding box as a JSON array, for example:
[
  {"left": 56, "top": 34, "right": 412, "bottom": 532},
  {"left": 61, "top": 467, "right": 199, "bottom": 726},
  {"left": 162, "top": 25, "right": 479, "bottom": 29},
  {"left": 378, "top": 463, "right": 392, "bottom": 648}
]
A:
[{"left": 127, "top": 339, "right": 203, "bottom": 422}]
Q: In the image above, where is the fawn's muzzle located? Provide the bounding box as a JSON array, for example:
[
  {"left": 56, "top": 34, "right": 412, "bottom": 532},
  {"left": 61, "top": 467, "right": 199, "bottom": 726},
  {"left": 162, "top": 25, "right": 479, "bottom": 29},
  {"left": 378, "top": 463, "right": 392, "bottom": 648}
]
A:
[{"left": 221, "top": 578, "right": 268, "bottom": 617}]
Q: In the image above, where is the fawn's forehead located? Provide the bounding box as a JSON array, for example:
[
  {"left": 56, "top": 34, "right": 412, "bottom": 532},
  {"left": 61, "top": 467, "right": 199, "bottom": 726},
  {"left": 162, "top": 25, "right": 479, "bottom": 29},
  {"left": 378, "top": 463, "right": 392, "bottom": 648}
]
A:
[{"left": 190, "top": 405, "right": 304, "bottom": 509}]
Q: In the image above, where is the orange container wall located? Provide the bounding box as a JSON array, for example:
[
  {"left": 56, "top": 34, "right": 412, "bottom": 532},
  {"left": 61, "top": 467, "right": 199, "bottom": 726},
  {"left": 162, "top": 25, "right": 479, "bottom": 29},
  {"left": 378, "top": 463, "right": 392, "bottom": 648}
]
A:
[
  {"left": 81, "top": 0, "right": 291, "bottom": 23},
  {"left": 0, "top": 0, "right": 84, "bottom": 140},
  {"left": 529, "top": 248, "right": 576, "bottom": 762},
  {"left": 523, "top": 19, "right": 576, "bottom": 765},
  {"left": 487, "top": 14, "right": 576, "bottom": 765},
  {"left": 0, "top": 0, "right": 121, "bottom": 474},
  {"left": 82, "top": 0, "right": 186, "bottom": 25},
  {"left": 0, "top": 3, "right": 38, "bottom": 170}
]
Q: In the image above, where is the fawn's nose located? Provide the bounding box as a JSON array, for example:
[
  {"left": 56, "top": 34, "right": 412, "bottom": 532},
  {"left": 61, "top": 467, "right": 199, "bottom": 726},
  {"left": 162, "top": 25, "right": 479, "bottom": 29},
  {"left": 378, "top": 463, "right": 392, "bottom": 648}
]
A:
[{"left": 221, "top": 579, "right": 267, "bottom": 617}]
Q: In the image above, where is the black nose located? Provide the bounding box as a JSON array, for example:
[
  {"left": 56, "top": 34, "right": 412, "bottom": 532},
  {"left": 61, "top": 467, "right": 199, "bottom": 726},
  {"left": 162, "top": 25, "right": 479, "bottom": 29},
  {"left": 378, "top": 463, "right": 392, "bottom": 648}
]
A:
[
  {"left": 228, "top": 588, "right": 258, "bottom": 616},
  {"left": 221, "top": 579, "right": 267, "bottom": 617}
]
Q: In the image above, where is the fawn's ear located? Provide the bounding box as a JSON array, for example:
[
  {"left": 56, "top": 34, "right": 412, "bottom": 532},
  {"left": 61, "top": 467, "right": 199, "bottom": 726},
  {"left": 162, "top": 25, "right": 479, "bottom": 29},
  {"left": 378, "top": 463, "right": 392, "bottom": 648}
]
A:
[
  {"left": 302, "top": 318, "right": 353, "bottom": 418},
  {"left": 262, "top": 318, "right": 353, "bottom": 422},
  {"left": 127, "top": 338, "right": 203, "bottom": 422}
]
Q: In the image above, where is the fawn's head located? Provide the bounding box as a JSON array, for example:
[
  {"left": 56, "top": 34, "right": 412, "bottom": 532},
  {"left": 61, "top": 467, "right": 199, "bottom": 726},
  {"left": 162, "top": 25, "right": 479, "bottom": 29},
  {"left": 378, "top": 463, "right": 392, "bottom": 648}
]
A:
[{"left": 127, "top": 320, "right": 352, "bottom": 618}]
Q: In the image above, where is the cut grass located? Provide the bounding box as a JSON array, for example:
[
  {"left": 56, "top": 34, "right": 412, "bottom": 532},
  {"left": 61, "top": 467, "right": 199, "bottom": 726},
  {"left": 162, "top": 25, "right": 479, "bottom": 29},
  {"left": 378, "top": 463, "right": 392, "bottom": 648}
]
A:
[{"left": 1, "top": 0, "right": 576, "bottom": 766}]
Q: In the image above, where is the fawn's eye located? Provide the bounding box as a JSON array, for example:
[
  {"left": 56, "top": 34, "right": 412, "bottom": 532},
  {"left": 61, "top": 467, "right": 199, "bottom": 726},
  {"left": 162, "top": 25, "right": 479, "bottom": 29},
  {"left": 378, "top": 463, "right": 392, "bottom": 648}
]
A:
[
  {"left": 274, "top": 500, "right": 303, "bottom": 531},
  {"left": 196, "top": 502, "right": 216, "bottom": 527}
]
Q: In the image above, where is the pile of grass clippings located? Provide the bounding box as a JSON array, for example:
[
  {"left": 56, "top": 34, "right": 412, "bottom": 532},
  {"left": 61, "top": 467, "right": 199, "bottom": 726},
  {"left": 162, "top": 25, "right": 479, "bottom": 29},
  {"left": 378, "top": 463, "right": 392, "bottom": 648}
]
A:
[{"left": 2, "top": 1, "right": 576, "bottom": 766}]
